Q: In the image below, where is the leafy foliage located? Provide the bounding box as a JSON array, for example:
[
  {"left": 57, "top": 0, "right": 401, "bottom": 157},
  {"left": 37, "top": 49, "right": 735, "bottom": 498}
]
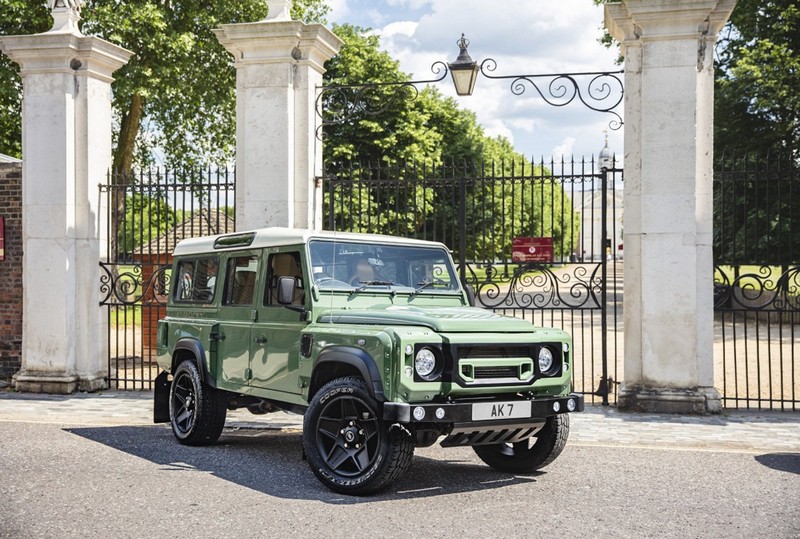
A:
[
  {"left": 0, "top": 0, "right": 329, "bottom": 167},
  {"left": 117, "top": 193, "right": 177, "bottom": 255},
  {"left": 0, "top": 1, "right": 51, "bottom": 158},
  {"left": 713, "top": 1, "right": 800, "bottom": 264},
  {"left": 715, "top": 0, "right": 800, "bottom": 160}
]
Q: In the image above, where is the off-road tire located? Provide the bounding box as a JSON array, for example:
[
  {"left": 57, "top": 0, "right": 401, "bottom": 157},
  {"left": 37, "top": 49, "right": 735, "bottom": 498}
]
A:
[
  {"left": 473, "top": 414, "right": 570, "bottom": 473},
  {"left": 169, "top": 360, "right": 227, "bottom": 446},
  {"left": 303, "top": 377, "right": 414, "bottom": 495}
]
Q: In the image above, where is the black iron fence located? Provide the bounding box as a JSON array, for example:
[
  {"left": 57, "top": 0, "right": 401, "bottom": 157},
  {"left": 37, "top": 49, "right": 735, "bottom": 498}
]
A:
[
  {"left": 713, "top": 153, "right": 800, "bottom": 410},
  {"left": 95, "top": 154, "right": 799, "bottom": 411},
  {"left": 99, "top": 167, "right": 235, "bottom": 389},
  {"left": 322, "top": 157, "right": 622, "bottom": 404}
]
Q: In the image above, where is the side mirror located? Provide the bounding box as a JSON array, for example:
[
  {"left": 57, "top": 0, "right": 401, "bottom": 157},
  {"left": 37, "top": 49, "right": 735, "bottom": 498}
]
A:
[
  {"left": 462, "top": 280, "right": 476, "bottom": 307},
  {"left": 277, "top": 276, "right": 297, "bottom": 305}
]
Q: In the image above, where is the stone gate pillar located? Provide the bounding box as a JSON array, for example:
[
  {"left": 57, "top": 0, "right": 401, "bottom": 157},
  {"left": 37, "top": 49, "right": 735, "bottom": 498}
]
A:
[
  {"left": 0, "top": 3, "right": 132, "bottom": 393},
  {"left": 605, "top": 0, "right": 736, "bottom": 413},
  {"left": 214, "top": 0, "right": 342, "bottom": 231}
]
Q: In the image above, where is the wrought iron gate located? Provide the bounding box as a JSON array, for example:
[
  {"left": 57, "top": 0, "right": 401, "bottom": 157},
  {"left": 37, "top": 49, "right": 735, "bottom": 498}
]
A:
[
  {"left": 99, "top": 167, "right": 235, "bottom": 389},
  {"left": 322, "top": 157, "right": 622, "bottom": 404},
  {"left": 713, "top": 153, "right": 799, "bottom": 410}
]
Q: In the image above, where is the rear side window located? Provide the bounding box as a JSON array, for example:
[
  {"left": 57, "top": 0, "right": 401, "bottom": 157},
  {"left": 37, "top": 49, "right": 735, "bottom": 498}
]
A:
[
  {"left": 223, "top": 255, "right": 259, "bottom": 306},
  {"left": 173, "top": 257, "right": 219, "bottom": 303}
]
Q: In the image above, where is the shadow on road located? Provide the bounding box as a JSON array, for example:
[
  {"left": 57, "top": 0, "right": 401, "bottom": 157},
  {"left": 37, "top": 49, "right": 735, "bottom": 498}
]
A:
[
  {"left": 64, "top": 425, "right": 543, "bottom": 503},
  {"left": 754, "top": 453, "right": 800, "bottom": 475}
]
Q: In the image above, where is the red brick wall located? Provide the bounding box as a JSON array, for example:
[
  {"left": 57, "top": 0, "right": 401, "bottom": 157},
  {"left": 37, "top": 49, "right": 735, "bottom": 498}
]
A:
[{"left": 0, "top": 162, "right": 22, "bottom": 381}]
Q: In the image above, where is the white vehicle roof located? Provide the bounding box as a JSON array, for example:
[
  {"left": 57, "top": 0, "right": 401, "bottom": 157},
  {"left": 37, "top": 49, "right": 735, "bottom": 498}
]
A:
[{"left": 172, "top": 227, "right": 450, "bottom": 256}]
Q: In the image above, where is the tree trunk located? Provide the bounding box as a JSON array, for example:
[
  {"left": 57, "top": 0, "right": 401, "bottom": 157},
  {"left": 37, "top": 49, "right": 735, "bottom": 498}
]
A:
[{"left": 109, "top": 93, "right": 143, "bottom": 261}]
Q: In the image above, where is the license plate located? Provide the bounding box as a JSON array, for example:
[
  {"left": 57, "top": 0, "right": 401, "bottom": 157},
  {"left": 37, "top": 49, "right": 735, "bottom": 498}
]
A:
[{"left": 472, "top": 401, "right": 531, "bottom": 421}]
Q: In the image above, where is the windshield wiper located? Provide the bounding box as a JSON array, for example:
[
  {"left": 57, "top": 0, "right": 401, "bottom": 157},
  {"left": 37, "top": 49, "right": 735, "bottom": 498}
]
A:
[
  {"left": 410, "top": 279, "right": 447, "bottom": 298},
  {"left": 350, "top": 280, "right": 395, "bottom": 296}
]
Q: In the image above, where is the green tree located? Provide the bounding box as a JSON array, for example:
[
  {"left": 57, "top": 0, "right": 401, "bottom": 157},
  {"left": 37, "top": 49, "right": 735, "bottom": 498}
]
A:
[
  {"left": 0, "top": 0, "right": 328, "bottom": 168},
  {"left": 117, "top": 193, "right": 177, "bottom": 255},
  {"left": 712, "top": 1, "right": 799, "bottom": 264},
  {"left": 0, "top": 1, "right": 51, "bottom": 158},
  {"left": 321, "top": 23, "right": 442, "bottom": 167},
  {"left": 715, "top": 0, "right": 799, "bottom": 159}
]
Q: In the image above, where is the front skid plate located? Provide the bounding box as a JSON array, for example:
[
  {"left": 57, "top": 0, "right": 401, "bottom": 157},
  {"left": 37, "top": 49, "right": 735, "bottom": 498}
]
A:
[{"left": 440, "top": 420, "right": 547, "bottom": 447}]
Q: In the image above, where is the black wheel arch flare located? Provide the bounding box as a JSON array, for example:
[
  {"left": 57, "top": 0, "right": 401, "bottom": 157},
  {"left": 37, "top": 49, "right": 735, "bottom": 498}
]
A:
[
  {"left": 172, "top": 338, "right": 216, "bottom": 388},
  {"left": 311, "top": 346, "right": 386, "bottom": 402}
]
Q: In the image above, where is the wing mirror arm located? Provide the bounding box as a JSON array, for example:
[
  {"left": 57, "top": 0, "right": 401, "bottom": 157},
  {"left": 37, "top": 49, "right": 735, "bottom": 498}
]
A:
[{"left": 277, "top": 276, "right": 309, "bottom": 319}]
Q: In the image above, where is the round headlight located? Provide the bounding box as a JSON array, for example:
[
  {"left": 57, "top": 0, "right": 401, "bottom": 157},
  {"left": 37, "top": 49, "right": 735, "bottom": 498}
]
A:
[
  {"left": 538, "top": 347, "right": 554, "bottom": 373},
  {"left": 415, "top": 348, "right": 437, "bottom": 379}
]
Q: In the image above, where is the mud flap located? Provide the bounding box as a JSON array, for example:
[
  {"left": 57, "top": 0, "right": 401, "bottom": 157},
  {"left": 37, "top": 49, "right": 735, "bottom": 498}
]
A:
[{"left": 154, "top": 371, "right": 171, "bottom": 423}]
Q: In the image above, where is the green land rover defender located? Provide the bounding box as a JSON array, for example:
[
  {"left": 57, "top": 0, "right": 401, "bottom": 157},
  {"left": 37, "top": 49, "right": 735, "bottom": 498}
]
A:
[{"left": 154, "top": 227, "right": 584, "bottom": 494}]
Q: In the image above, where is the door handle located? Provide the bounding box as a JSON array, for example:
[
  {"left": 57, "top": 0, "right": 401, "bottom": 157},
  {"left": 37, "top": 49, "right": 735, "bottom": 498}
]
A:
[{"left": 254, "top": 336, "right": 267, "bottom": 344}]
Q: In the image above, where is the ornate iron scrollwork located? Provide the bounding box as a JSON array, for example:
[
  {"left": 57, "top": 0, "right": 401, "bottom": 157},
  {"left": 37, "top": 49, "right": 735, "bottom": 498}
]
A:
[
  {"left": 479, "top": 59, "right": 624, "bottom": 131},
  {"left": 99, "top": 263, "right": 172, "bottom": 306},
  {"left": 315, "top": 54, "right": 624, "bottom": 139},
  {"left": 714, "top": 265, "right": 800, "bottom": 311},
  {"left": 469, "top": 262, "right": 603, "bottom": 310}
]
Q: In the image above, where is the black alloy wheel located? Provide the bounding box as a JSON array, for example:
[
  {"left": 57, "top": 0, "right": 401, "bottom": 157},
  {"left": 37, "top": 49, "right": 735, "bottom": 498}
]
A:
[
  {"left": 169, "top": 360, "right": 226, "bottom": 446},
  {"left": 303, "top": 377, "right": 413, "bottom": 495}
]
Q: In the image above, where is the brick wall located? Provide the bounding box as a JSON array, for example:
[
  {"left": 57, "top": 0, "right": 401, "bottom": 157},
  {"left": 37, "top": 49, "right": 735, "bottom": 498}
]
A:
[{"left": 0, "top": 162, "right": 22, "bottom": 381}]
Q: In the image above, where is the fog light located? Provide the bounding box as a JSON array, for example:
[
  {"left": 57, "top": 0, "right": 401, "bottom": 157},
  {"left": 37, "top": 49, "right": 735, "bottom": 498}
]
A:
[
  {"left": 404, "top": 366, "right": 413, "bottom": 378},
  {"left": 435, "top": 407, "right": 445, "bottom": 419},
  {"left": 567, "top": 398, "right": 576, "bottom": 412},
  {"left": 413, "top": 406, "right": 426, "bottom": 420},
  {"left": 553, "top": 401, "right": 561, "bottom": 412}
]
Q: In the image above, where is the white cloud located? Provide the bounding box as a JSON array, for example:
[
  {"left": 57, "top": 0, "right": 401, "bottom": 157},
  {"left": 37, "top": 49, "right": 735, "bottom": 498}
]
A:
[
  {"left": 552, "top": 137, "right": 577, "bottom": 158},
  {"left": 385, "top": 0, "right": 434, "bottom": 9},
  {"left": 327, "top": 0, "right": 350, "bottom": 21},
  {"left": 381, "top": 20, "right": 418, "bottom": 39}
]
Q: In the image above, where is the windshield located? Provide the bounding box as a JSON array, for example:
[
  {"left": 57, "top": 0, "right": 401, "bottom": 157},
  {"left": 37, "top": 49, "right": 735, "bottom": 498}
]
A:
[{"left": 308, "top": 239, "right": 461, "bottom": 294}]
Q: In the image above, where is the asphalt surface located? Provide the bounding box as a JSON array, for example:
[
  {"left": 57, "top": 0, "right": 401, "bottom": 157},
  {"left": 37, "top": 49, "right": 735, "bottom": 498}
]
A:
[{"left": 1, "top": 391, "right": 799, "bottom": 538}]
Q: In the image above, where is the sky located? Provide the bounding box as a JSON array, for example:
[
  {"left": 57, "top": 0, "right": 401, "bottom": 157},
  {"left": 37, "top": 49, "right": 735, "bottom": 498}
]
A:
[{"left": 326, "top": 0, "right": 624, "bottom": 164}]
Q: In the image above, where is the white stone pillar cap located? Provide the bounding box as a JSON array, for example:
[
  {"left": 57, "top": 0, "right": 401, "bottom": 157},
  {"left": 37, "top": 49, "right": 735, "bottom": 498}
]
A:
[
  {"left": 265, "top": 0, "right": 293, "bottom": 21},
  {"left": 47, "top": 0, "right": 86, "bottom": 35}
]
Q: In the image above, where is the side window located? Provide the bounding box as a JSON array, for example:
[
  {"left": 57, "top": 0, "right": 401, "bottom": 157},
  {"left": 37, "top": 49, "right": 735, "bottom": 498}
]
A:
[
  {"left": 223, "top": 255, "right": 258, "bottom": 306},
  {"left": 173, "top": 257, "right": 218, "bottom": 303},
  {"left": 265, "top": 252, "right": 305, "bottom": 306}
]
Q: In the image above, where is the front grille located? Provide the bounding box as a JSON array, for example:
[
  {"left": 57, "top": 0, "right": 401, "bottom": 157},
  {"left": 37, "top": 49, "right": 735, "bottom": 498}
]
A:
[
  {"left": 458, "top": 345, "right": 532, "bottom": 360},
  {"left": 474, "top": 366, "right": 518, "bottom": 379},
  {"left": 454, "top": 343, "right": 546, "bottom": 386}
]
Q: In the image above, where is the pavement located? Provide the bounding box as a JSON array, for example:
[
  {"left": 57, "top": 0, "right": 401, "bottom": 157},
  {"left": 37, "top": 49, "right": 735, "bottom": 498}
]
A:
[{"left": 1, "top": 389, "right": 799, "bottom": 453}]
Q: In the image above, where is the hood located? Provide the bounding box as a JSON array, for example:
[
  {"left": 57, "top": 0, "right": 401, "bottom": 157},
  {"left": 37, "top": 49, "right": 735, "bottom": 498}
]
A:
[{"left": 316, "top": 305, "right": 536, "bottom": 333}]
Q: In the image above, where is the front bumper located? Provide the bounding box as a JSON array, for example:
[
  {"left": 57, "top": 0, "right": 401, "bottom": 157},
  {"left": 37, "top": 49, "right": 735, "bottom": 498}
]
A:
[{"left": 382, "top": 393, "right": 585, "bottom": 424}]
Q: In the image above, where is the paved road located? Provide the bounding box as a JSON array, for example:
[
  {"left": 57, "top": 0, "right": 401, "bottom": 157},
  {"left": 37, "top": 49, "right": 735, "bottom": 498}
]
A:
[{"left": 1, "top": 391, "right": 799, "bottom": 538}]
